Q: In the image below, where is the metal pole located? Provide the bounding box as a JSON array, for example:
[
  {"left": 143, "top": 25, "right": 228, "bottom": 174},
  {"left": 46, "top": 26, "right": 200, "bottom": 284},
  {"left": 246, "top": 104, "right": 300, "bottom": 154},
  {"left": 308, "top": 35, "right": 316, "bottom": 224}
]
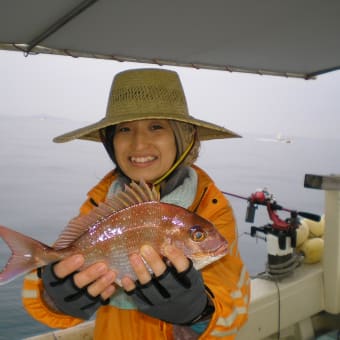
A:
[{"left": 25, "top": 0, "right": 99, "bottom": 54}]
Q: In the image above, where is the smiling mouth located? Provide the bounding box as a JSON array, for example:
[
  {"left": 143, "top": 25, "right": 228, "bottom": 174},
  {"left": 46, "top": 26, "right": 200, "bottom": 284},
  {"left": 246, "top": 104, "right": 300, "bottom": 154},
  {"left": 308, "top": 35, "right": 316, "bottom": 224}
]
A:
[{"left": 130, "top": 156, "right": 157, "bottom": 164}]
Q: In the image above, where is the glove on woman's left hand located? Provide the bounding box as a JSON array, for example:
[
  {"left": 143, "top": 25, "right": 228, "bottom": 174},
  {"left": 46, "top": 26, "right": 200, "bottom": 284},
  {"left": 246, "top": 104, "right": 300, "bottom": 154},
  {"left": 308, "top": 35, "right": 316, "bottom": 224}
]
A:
[
  {"left": 126, "top": 260, "right": 208, "bottom": 324},
  {"left": 123, "top": 245, "right": 214, "bottom": 325}
]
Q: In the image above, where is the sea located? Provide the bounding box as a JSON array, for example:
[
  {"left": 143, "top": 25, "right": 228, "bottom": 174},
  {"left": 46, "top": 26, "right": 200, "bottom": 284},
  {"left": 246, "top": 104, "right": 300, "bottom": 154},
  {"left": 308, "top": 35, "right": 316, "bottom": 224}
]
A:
[{"left": 0, "top": 115, "right": 339, "bottom": 340}]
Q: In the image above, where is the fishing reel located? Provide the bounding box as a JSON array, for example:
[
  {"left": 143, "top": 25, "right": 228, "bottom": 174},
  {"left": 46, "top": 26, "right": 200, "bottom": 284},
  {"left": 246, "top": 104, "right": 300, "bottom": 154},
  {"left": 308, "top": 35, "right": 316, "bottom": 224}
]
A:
[
  {"left": 223, "top": 188, "right": 321, "bottom": 278},
  {"left": 245, "top": 189, "right": 320, "bottom": 279}
]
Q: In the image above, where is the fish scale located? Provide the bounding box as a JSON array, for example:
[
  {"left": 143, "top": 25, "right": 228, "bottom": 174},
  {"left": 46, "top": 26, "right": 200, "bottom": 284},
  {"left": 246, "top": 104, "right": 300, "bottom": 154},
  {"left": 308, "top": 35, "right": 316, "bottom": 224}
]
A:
[{"left": 72, "top": 202, "right": 178, "bottom": 281}]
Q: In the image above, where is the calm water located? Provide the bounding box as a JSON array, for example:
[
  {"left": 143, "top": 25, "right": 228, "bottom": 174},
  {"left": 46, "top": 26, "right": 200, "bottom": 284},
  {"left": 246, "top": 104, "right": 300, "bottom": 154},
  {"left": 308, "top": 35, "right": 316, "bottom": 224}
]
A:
[{"left": 0, "top": 116, "right": 338, "bottom": 340}]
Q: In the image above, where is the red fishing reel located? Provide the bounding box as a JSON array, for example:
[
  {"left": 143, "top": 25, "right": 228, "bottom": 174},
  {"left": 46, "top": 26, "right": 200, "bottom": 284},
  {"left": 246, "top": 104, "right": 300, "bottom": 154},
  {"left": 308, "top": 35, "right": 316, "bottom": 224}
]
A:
[{"left": 246, "top": 189, "right": 298, "bottom": 236}]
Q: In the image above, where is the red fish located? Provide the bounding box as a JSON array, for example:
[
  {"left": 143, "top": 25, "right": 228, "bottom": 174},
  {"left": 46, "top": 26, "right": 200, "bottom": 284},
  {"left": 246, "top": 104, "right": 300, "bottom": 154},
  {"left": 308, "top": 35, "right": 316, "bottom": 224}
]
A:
[{"left": 0, "top": 181, "right": 228, "bottom": 285}]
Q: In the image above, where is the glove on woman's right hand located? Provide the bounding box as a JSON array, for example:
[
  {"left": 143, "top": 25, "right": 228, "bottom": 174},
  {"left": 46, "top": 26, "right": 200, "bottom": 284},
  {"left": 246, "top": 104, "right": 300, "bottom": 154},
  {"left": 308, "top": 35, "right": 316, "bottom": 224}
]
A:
[{"left": 40, "top": 262, "right": 110, "bottom": 320}]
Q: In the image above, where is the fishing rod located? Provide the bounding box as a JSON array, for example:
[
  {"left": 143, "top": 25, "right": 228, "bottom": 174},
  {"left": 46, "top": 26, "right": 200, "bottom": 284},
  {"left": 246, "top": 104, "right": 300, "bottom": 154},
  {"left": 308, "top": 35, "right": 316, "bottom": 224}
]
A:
[{"left": 222, "top": 189, "right": 321, "bottom": 223}]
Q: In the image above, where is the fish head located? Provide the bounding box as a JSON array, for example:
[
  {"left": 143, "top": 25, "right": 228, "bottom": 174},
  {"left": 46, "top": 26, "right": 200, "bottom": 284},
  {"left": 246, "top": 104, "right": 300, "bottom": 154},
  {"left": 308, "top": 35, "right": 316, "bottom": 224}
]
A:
[{"left": 163, "top": 208, "right": 228, "bottom": 270}]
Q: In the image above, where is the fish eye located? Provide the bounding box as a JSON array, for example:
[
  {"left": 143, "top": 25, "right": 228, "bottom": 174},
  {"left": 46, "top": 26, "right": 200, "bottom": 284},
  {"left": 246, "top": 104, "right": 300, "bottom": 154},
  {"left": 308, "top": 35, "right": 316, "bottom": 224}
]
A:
[{"left": 190, "top": 226, "right": 207, "bottom": 242}]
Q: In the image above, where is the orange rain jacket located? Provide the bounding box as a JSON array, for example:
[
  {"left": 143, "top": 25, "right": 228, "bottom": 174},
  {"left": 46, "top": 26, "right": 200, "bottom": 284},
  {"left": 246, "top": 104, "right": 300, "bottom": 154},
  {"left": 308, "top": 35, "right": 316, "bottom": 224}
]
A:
[{"left": 22, "top": 165, "right": 250, "bottom": 339}]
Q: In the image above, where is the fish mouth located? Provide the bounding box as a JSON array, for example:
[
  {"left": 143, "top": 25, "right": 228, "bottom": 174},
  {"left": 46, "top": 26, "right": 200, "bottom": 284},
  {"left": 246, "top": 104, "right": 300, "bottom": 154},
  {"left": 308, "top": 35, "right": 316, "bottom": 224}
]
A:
[
  {"left": 190, "top": 243, "right": 229, "bottom": 270},
  {"left": 210, "top": 243, "right": 228, "bottom": 257}
]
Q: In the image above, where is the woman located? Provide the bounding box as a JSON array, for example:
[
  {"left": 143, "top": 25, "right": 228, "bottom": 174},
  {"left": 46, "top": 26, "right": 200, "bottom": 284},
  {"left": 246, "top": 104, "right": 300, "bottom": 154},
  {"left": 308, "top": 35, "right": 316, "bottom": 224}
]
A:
[{"left": 22, "top": 68, "right": 250, "bottom": 339}]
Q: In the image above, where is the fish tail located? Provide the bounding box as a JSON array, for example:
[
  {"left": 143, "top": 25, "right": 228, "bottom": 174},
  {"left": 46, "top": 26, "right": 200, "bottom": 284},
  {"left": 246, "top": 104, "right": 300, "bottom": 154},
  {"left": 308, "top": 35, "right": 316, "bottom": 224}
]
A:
[{"left": 0, "top": 224, "right": 56, "bottom": 285}]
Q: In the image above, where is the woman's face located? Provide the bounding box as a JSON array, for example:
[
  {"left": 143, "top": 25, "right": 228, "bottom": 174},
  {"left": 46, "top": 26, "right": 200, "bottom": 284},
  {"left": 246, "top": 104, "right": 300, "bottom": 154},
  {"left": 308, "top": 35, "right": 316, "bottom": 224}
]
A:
[{"left": 113, "top": 119, "right": 177, "bottom": 182}]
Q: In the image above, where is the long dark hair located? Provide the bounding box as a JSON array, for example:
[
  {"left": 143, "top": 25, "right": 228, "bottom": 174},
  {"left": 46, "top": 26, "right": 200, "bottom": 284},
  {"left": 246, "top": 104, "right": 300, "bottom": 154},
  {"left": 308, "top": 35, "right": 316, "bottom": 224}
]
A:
[{"left": 99, "top": 125, "right": 117, "bottom": 165}]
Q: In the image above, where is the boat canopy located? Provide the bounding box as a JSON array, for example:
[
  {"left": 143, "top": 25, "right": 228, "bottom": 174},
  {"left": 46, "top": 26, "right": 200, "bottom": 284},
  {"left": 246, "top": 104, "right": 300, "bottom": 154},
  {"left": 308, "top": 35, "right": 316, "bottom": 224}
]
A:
[{"left": 1, "top": 0, "right": 340, "bottom": 79}]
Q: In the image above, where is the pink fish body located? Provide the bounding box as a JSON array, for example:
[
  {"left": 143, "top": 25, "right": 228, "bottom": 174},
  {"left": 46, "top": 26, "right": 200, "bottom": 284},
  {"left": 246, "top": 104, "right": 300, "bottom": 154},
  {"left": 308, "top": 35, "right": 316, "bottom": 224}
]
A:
[{"left": 0, "top": 181, "right": 228, "bottom": 286}]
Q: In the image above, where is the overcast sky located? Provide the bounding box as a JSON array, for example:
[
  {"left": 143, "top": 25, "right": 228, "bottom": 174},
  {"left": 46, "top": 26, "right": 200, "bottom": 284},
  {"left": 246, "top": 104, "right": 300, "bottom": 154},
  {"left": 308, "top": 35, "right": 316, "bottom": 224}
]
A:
[{"left": 1, "top": 50, "right": 339, "bottom": 139}]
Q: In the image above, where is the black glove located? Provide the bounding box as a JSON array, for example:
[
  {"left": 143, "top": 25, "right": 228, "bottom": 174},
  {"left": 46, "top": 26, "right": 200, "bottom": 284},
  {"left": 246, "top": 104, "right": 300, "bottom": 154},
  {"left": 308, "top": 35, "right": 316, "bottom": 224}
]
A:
[
  {"left": 125, "top": 260, "right": 214, "bottom": 325},
  {"left": 39, "top": 263, "right": 109, "bottom": 320}
]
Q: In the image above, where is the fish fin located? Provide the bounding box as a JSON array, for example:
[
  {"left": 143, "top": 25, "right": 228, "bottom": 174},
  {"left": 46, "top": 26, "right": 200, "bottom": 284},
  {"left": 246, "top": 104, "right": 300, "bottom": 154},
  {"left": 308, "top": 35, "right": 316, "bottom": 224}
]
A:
[
  {"left": 0, "top": 225, "right": 54, "bottom": 285},
  {"left": 54, "top": 180, "right": 159, "bottom": 249},
  {"left": 129, "top": 180, "right": 160, "bottom": 202}
]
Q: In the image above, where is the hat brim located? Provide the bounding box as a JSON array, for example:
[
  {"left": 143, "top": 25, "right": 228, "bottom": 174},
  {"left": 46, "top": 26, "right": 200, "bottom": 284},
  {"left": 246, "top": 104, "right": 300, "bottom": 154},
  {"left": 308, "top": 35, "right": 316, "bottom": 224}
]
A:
[{"left": 53, "top": 113, "right": 240, "bottom": 143}]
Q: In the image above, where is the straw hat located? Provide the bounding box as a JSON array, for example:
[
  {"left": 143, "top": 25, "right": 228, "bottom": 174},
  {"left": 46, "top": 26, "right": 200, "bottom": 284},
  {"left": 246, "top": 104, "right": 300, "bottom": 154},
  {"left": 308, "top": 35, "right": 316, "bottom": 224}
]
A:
[{"left": 53, "top": 68, "right": 240, "bottom": 143}]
